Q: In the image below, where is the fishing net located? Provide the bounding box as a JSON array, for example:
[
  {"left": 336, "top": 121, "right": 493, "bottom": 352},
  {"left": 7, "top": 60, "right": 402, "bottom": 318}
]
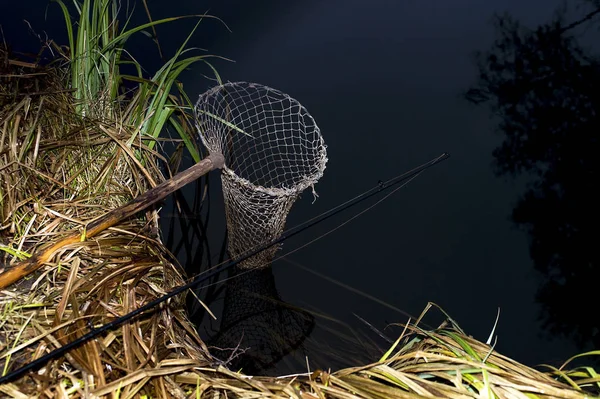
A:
[{"left": 195, "top": 82, "right": 327, "bottom": 268}]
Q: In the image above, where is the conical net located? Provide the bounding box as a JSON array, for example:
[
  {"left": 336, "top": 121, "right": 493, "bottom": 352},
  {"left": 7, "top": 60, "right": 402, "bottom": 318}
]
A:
[{"left": 195, "top": 82, "right": 327, "bottom": 268}]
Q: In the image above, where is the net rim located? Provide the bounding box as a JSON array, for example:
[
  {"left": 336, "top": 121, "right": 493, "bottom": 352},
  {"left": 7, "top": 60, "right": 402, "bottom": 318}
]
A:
[
  {"left": 196, "top": 81, "right": 328, "bottom": 197},
  {"left": 221, "top": 156, "right": 327, "bottom": 197}
]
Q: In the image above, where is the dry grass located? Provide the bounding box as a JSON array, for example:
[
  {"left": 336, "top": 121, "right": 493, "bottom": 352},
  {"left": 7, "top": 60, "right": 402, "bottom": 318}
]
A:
[
  {"left": 0, "top": 42, "right": 212, "bottom": 397},
  {"left": 0, "top": 35, "right": 598, "bottom": 399}
]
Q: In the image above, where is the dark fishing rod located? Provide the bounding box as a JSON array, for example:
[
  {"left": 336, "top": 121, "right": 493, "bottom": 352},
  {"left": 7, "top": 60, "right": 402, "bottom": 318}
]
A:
[{"left": 0, "top": 152, "right": 449, "bottom": 384}]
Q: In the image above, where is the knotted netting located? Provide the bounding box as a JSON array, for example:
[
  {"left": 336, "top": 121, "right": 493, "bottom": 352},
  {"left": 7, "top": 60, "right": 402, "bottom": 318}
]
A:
[{"left": 195, "top": 82, "right": 327, "bottom": 269}]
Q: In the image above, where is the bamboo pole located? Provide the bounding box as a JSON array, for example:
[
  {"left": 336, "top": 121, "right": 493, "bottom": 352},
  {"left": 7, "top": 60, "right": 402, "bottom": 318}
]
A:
[{"left": 0, "top": 153, "right": 224, "bottom": 290}]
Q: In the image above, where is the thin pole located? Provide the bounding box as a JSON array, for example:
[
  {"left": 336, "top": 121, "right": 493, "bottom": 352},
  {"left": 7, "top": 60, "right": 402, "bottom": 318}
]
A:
[{"left": 0, "top": 152, "right": 448, "bottom": 384}]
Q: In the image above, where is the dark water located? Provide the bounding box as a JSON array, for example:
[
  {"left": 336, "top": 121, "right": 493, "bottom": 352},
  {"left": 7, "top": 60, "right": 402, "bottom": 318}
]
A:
[
  {"left": 171, "top": 0, "right": 600, "bottom": 373},
  {"left": 3, "top": 0, "right": 599, "bottom": 375}
]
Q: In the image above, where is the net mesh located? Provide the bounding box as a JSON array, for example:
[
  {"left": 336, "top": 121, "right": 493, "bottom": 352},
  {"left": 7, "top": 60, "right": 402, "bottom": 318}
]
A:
[{"left": 195, "top": 82, "right": 327, "bottom": 268}]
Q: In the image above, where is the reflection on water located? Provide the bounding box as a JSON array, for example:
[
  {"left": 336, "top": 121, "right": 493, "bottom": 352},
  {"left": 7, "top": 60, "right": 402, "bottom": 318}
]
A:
[
  {"left": 201, "top": 261, "right": 393, "bottom": 375},
  {"left": 466, "top": 9, "right": 600, "bottom": 350},
  {"left": 207, "top": 265, "right": 314, "bottom": 375},
  {"left": 162, "top": 185, "right": 388, "bottom": 374}
]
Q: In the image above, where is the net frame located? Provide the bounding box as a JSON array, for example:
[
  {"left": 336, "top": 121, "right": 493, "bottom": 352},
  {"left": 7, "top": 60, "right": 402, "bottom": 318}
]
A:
[{"left": 195, "top": 82, "right": 327, "bottom": 268}]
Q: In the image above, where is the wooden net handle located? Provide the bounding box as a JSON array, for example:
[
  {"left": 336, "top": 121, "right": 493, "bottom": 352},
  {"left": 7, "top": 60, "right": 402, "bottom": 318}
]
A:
[{"left": 0, "top": 153, "right": 224, "bottom": 290}]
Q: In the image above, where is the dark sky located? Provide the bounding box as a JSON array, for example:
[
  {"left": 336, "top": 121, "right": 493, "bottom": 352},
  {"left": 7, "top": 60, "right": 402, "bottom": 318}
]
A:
[{"left": 1, "top": 0, "right": 592, "bottom": 370}]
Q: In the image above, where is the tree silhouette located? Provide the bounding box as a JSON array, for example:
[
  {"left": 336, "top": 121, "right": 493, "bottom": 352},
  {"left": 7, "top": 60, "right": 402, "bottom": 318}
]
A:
[{"left": 466, "top": 7, "right": 600, "bottom": 348}]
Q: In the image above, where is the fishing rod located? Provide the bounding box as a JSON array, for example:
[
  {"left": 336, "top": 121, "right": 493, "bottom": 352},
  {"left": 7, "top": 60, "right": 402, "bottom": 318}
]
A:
[{"left": 0, "top": 152, "right": 449, "bottom": 384}]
